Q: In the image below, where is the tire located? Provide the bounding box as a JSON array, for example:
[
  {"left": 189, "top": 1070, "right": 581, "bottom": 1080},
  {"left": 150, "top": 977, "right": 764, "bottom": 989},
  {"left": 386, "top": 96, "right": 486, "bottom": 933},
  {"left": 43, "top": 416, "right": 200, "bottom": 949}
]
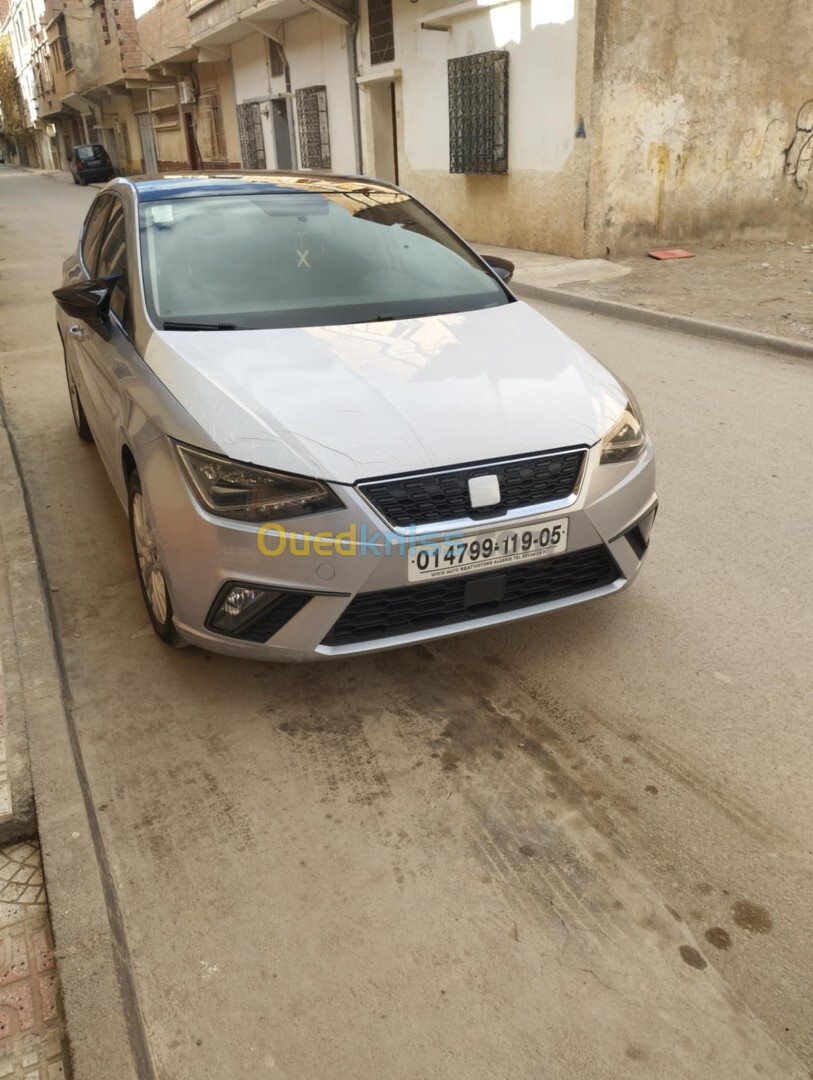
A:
[
  {"left": 63, "top": 352, "right": 94, "bottom": 443},
  {"left": 77, "top": 175, "right": 86, "bottom": 186},
  {"left": 128, "top": 470, "right": 187, "bottom": 647}
]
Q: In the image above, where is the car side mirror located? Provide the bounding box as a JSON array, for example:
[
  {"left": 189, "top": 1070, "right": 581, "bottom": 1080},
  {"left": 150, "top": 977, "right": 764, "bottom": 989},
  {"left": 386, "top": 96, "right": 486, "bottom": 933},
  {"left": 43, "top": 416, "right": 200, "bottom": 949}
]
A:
[
  {"left": 53, "top": 277, "right": 118, "bottom": 338},
  {"left": 482, "top": 255, "right": 515, "bottom": 285}
]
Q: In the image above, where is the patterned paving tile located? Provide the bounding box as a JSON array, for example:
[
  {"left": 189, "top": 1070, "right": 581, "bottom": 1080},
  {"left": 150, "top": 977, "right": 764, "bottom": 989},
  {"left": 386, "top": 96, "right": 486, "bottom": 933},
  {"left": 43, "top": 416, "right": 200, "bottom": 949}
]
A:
[
  {"left": 0, "top": 843, "right": 69, "bottom": 1079},
  {"left": 0, "top": 848, "right": 44, "bottom": 908}
]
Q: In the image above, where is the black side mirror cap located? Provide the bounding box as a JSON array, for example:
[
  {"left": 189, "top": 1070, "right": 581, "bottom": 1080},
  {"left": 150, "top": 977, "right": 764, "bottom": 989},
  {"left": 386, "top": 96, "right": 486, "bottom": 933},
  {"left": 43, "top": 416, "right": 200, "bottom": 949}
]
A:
[
  {"left": 53, "top": 276, "right": 117, "bottom": 336},
  {"left": 482, "top": 255, "right": 515, "bottom": 285}
]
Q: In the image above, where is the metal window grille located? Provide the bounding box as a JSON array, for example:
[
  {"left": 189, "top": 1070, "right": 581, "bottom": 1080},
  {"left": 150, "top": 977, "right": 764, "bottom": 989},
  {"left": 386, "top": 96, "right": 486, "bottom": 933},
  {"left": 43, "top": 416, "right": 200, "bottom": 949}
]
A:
[
  {"left": 368, "top": 0, "right": 394, "bottom": 65},
  {"left": 57, "top": 14, "right": 72, "bottom": 72},
  {"left": 197, "top": 90, "right": 227, "bottom": 162},
  {"left": 448, "top": 51, "right": 509, "bottom": 174},
  {"left": 295, "top": 86, "right": 330, "bottom": 170},
  {"left": 237, "top": 102, "right": 267, "bottom": 169}
]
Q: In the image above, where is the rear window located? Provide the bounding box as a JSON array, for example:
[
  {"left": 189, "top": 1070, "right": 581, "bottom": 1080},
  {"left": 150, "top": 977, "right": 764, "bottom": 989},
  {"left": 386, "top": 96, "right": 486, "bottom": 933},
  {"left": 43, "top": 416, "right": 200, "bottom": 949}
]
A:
[
  {"left": 77, "top": 145, "right": 106, "bottom": 161},
  {"left": 138, "top": 188, "right": 510, "bottom": 331}
]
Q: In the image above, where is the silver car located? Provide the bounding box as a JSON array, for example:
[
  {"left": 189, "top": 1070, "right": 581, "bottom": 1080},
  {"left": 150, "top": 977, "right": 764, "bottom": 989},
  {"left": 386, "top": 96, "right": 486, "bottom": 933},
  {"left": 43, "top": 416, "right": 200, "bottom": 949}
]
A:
[{"left": 54, "top": 173, "right": 656, "bottom": 661}]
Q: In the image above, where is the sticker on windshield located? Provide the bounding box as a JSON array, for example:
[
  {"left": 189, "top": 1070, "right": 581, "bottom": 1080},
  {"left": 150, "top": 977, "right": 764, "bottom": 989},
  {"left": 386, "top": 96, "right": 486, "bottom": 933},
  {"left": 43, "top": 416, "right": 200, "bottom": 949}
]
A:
[{"left": 150, "top": 204, "right": 174, "bottom": 226}]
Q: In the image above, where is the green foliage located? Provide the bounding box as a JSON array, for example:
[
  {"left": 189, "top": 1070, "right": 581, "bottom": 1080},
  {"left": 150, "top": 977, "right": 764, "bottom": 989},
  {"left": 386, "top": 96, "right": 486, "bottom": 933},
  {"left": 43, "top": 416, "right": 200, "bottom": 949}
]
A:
[{"left": 0, "top": 35, "right": 28, "bottom": 139}]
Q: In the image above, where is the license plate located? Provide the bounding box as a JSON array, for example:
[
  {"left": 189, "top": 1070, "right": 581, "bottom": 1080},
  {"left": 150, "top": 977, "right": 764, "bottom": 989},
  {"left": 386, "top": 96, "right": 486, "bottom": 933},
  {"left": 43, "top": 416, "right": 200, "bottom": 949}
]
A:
[{"left": 407, "top": 518, "right": 569, "bottom": 582}]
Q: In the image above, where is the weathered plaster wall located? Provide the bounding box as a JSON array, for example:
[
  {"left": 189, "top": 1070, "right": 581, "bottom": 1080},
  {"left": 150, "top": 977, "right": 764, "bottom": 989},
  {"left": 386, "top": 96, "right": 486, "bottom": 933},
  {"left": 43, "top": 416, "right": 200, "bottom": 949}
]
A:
[
  {"left": 135, "top": 0, "right": 190, "bottom": 66},
  {"left": 283, "top": 11, "right": 357, "bottom": 174},
  {"left": 96, "top": 0, "right": 143, "bottom": 86},
  {"left": 586, "top": 0, "right": 813, "bottom": 256},
  {"left": 356, "top": 0, "right": 600, "bottom": 257}
]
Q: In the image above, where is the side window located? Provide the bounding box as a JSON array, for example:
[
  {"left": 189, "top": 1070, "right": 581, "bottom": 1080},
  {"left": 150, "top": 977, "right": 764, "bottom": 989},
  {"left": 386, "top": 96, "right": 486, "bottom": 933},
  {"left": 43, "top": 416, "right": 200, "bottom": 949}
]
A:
[
  {"left": 96, "top": 200, "right": 132, "bottom": 338},
  {"left": 81, "top": 194, "right": 113, "bottom": 275}
]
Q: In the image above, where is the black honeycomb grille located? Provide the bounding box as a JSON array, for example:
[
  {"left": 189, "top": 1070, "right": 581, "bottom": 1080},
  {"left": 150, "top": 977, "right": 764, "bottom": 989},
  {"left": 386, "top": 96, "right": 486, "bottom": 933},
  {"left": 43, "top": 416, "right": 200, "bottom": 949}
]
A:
[
  {"left": 323, "top": 546, "right": 618, "bottom": 647},
  {"left": 358, "top": 449, "right": 586, "bottom": 528}
]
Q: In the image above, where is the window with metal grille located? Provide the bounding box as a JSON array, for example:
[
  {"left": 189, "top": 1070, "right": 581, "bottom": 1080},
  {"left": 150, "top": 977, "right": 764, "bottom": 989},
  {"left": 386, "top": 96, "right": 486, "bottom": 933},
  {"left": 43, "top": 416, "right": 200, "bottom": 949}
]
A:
[
  {"left": 448, "top": 50, "right": 509, "bottom": 174},
  {"left": 295, "top": 86, "right": 330, "bottom": 170},
  {"left": 268, "top": 39, "right": 285, "bottom": 79},
  {"left": 368, "top": 0, "right": 394, "bottom": 65},
  {"left": 56, "top": 14, "right": 72, "bottom": 72},
  {"left": 237, "top": 102, "right": 267, "bottom": 169},
  {"left": 197, "top": 90, "right": 227, "bottom": 162}
]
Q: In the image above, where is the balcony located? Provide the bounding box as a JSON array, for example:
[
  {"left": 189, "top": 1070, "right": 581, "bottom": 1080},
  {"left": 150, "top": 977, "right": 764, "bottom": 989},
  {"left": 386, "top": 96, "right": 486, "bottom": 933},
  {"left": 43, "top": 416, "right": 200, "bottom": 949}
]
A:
[{"left": 188, "top": 0, "right": 354, "bottom": 47}]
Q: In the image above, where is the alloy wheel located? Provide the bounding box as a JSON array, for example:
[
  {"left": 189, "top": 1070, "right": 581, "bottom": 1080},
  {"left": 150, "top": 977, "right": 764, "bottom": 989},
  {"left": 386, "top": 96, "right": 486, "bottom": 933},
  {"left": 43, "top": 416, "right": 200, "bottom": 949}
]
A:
[{"left": 131, "top": 491, "right": 169, "bottom": 625}]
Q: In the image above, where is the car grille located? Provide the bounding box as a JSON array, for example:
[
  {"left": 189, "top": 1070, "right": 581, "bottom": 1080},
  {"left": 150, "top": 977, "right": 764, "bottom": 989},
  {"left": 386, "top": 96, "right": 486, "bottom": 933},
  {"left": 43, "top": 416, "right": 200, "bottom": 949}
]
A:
[
  {"left": 357, "top": 449, "right": 586, "bottom": 528},
  {"left": 322, "top": 545, "right": 619, "bottom": 646}
]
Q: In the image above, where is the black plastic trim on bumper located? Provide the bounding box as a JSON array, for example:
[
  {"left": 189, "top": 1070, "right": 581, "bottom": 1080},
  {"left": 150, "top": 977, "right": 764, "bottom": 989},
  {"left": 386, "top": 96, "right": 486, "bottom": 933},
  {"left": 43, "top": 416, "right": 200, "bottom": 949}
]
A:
[
  {"left": 322, "top": 545, "right": 621, "bottom": 647},
  {"left": 205, "top": 582, "right": 318, "bottom": 644},
  {"left": 613, "top": 502, "right": 658, "bottom": 561}
]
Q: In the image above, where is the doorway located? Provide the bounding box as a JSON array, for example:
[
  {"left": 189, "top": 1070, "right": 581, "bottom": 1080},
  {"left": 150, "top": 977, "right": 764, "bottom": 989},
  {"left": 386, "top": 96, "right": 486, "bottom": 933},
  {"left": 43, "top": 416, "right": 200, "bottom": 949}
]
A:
[
  {"left": 183, "top": 108, "right": 203, "bottom": 170},
  {"left": 137, "top": 112, "right": 158, "bottom": 173},
  {"left": 367, "top": 80, "right": 398, "bottom": 184},
  {"left": 271, "top": 98, "right": 294, "bottom": 170}
]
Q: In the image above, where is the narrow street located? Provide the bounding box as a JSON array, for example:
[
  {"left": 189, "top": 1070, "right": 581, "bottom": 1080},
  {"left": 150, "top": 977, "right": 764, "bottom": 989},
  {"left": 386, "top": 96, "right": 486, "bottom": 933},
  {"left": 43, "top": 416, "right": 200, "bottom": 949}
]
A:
[{"left": 1, "top": 167, "right": 812, "bottom": 1079}]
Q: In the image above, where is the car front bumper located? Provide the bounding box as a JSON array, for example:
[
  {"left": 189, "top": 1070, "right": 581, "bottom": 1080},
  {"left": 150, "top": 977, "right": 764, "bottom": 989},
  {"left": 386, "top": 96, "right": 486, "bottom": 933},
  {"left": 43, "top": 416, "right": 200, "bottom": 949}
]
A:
[{"left": 139, "top": 437, "right": 657, "bottom": 661}]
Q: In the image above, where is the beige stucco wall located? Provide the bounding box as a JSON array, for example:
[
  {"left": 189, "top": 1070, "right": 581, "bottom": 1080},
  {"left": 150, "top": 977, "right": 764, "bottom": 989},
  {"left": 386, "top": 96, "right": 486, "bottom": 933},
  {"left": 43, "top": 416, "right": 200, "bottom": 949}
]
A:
[
  {"left": 585, "top": 0, "right": 813, "bottom": 256},
  {"left": 356, "top": 0, "right": 600, "bottom": 257}
]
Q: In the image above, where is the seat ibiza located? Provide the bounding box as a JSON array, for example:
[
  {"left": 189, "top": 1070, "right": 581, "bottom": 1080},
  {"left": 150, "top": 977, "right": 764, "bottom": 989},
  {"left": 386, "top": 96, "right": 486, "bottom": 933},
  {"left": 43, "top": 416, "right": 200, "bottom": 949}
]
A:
[{"left": 54, "top": 173, "right": 656, "bottom": 660}]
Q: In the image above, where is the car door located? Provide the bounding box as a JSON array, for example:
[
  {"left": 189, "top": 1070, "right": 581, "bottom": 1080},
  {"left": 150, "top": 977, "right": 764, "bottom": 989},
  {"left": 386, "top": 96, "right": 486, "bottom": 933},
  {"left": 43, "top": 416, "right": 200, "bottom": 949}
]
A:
[
  {"left": 64, "top": 193, "right": 114, "bottom": 435},
  {"left": 75, "top": 196, "right": 135, "bottom": 486}
]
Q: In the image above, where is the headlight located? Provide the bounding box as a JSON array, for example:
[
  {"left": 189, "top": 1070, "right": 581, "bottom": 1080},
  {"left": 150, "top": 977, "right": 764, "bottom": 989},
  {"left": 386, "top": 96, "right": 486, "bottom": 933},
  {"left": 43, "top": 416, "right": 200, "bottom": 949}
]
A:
[
  {"left": 600, "top": 396, "right": 646, "bottom": 464},
  {"left": 175, "top": 444, "right": 344, "bottom": 522}
]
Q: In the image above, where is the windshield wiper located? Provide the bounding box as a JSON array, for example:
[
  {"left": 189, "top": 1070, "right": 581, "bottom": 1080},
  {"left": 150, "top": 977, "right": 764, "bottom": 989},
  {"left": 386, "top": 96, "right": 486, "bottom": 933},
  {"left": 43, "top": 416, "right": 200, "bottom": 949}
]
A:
[{"left": 162, "top": 320, "right": 240, "bottom": 331}]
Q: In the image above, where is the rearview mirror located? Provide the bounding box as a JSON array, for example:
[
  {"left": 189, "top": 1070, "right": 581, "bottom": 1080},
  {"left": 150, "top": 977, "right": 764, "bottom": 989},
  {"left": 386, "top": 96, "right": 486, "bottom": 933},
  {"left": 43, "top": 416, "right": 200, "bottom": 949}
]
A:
[
  {"left": 482, "top": 255, "right": 515, "bottom": 285},
  {"left": 53, "top": 277, "right": 117, "bottom": 336}
]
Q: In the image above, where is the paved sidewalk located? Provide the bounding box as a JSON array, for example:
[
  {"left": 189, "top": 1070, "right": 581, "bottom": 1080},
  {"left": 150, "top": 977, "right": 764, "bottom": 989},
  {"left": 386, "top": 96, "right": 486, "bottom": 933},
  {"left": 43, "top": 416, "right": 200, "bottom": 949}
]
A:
[
  {"left": 0, "top": 616, "right": 68, "bottom": 1078},
  {"left": 0, "top": 840, "right": 68, "bottom": 1077},
  {"left": 475, "top": 239, "right": 813, "bottom": 351}
]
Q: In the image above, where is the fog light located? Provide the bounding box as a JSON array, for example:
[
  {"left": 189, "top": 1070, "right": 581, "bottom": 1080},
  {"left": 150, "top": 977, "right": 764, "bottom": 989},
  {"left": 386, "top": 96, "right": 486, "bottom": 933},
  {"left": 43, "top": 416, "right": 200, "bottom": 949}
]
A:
[{"left": 211, "top": 584, "right": 280, "bottom": 633}]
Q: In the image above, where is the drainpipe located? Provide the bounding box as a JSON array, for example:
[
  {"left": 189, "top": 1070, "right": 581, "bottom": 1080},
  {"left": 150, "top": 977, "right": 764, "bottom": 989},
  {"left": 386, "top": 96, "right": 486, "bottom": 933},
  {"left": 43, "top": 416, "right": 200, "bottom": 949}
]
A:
[
  {"left": 306, "top": 0, "right": 363, "bottom": 173},
  {"left": 346, "top": 15, "right": 363, "bottom": 173}
]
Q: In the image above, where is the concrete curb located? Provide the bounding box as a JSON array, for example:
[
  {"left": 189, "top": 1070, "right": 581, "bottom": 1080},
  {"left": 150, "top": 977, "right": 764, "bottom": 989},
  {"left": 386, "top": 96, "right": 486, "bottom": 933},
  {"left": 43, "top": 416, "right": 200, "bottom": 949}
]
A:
[
  {"left": 0, "top": 474, "right": 36, "bottom": 845},
  {"left": 0, "top": 410, "right": 141, "bottom": 1080},
  {"left": 512, "top": 281, "right": 813, "bottom": 361}
]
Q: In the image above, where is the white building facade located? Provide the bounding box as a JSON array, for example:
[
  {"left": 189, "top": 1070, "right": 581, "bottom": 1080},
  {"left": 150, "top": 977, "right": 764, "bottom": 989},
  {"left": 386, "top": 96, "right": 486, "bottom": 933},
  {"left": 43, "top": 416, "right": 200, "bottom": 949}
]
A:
[{"left": 2, "top": 0, "right": 57, "bottom": 168}]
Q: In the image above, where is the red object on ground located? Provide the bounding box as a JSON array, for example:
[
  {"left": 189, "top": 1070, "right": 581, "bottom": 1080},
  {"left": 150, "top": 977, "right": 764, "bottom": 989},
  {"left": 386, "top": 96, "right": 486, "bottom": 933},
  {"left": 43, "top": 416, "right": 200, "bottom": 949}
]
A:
[{"left": 648, "top": 249, "right": 695, "bottom": 260}]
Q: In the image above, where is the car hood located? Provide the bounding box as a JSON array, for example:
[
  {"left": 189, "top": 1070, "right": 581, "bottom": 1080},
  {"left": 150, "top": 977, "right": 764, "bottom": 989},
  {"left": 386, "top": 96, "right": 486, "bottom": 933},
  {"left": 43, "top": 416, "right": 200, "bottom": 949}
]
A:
[{"left": 143, "top": 302, "right": 627, "bottom": 484}]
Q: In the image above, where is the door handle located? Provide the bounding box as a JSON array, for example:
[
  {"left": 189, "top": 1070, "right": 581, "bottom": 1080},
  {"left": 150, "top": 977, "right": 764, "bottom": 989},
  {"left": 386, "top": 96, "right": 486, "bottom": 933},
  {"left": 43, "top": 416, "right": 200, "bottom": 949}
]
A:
[{"left": 68, "top": 324, "right": 85, "bottom": 341}]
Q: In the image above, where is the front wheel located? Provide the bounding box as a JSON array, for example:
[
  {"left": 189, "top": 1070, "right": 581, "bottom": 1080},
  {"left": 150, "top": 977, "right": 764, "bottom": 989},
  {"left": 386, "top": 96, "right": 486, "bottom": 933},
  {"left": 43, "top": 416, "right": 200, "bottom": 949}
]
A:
[{"left": 128, "top": 470, "right": 187, "bottom": 647}]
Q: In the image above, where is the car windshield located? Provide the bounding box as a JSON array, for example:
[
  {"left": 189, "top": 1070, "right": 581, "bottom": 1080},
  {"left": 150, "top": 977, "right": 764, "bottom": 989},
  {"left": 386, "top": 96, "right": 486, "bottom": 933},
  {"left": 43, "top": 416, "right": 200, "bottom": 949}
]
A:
[
  {"left": 138, "top": 188, "right": 510, "bottom": 330},
  {"left": 77, "top": 145, "right": 106, "bottom": 160}
]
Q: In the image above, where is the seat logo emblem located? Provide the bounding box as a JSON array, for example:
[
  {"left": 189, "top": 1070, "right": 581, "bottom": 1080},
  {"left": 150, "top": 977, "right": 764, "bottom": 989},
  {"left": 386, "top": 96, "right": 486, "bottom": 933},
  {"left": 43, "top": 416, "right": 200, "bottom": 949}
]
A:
[{"left": 468, "top": 474, "right": 501, "bottom": 509}]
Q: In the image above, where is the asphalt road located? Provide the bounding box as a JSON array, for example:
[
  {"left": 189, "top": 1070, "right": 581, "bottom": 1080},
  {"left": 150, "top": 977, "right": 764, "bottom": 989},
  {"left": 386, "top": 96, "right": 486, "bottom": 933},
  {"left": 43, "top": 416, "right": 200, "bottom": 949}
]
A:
[{"left": 1, "top": 167, "right": 812, "bottom": 1080}]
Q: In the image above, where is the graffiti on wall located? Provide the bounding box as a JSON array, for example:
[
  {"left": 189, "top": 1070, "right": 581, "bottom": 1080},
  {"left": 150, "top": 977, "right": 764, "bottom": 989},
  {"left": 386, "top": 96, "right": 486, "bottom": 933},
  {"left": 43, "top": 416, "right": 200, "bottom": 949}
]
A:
[{"left": 784, "top": 100, "right": 813, "bottom": 192}]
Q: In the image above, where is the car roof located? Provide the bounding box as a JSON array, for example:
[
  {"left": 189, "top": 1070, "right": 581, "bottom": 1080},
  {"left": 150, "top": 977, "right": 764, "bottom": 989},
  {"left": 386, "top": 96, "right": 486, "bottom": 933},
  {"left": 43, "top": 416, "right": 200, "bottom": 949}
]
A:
[{"left": 126, "top": 171, "right": 402, "bottom": 202}]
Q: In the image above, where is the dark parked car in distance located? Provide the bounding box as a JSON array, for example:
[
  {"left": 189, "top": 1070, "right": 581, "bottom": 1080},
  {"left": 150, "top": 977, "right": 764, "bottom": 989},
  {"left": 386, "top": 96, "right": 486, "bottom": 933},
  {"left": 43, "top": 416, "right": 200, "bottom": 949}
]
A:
[{"left": 69, "top": 144, "right": 115, "bottom": 186}]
